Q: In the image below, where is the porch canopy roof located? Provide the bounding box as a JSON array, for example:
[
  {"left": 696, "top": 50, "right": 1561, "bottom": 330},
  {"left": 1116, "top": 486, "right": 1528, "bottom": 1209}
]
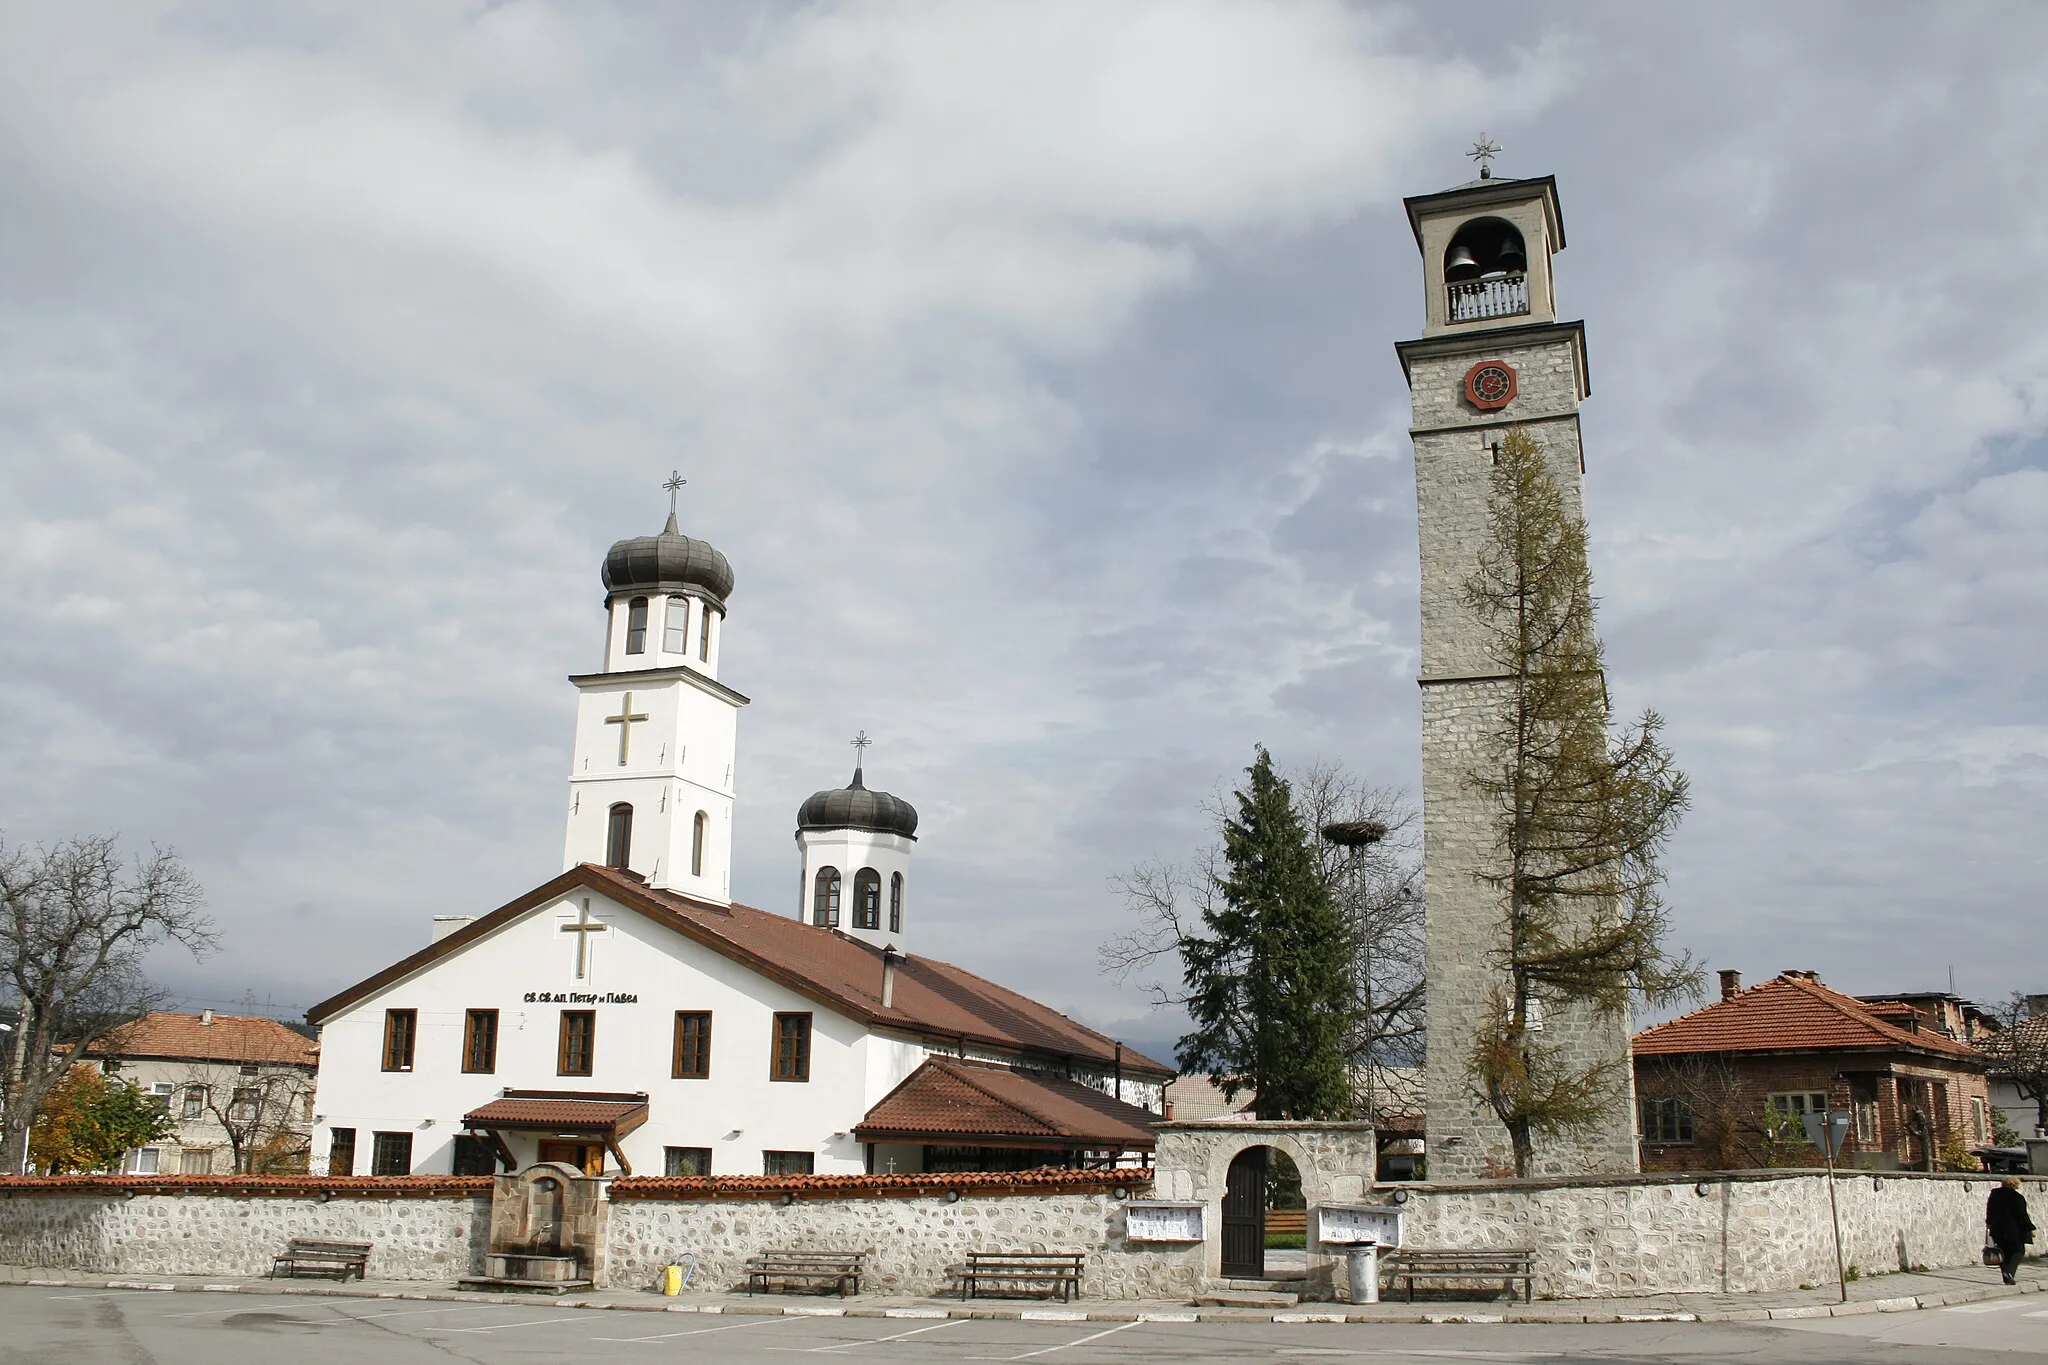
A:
[
  {"left": 854, "top": 1058, "right": 1162, "bottom": 1151},
  {"left": 461, "top": 1089, "right": 650, "bottom": 1174}
]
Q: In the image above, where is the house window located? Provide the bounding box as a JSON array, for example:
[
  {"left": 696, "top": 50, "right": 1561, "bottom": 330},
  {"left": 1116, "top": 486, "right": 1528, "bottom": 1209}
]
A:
[
  {"left": 606, "top": 803, "right": 634, "bottom": 869},
  {"left": 625, "top": 596, "right": 648, "bottom": 654},
  {"left": 1972, "top": 1096, "right": 1990, "bottom": 1145},
  {"left": 890, "top": 872, "right": 903, "bottom": 934},
  {"left": 853, "top": 868, "right": 881, "bottom": 930},
  {"left": 452, "top": 1135, "right": 499, "bottom": 1176},
  {"left": 179, "top": 1148, "right": 214, "bottom": 1175},
  {"left": 182, "top": 1086, "right": 207, "bottom": 1121},
  {"left": 1638, "top": 1096, "right": 1694, "bottom": 1143},
  {"left": 813, "top": 867, "right": 840, "bottom": 927},
  {"left": 771, "top": 1012, "right": 812, "bottom": 1082},
  {"left": 1852, "top": 1079, "right": 1880, "bottom": 1144},
  {"left": 664, "top": 597, "right": 689, "bottom": 654},
  {"left": 691, "top": 811, "right": 707, "bottom": 877},
  {"left": 382, "top": 1009, "right": 417, "bottom": 1071},
  {"left": 673, "top": 1011, "right": 712, "bottom": 1079},
  {"left": 763, "top": 1150, "right": 815, "bottom": 1176},
  {"left": 229, "top": 1087, "right": 261, "bottom": 1124},
  {"left": 1767, "top": 1091, "right": 1829, "bottom": 1137},
  {"left": 128, "top": 1148, "right": 160, "bottom": 1174},
  {"left": 370, "top": 1131, "right": 413, "bottom": 1176},
  {"left": 147, "top": 1082, "right": 175, "bottom": 1111},
  {"left": 559, "top": 1010, "right": 596, "bottom": 1076},
  {"left": 328, "top": 1128, "right": 356, "bottom": 1176},
  {"left": 700, "top": 610, "right": 714, "bottom": 661},
  {"left": 463, "top": 1008, "right": 499, "bottom": 1074},
  {"left": 665, "top": 1146, "right": 712, "bottom": 1177}
]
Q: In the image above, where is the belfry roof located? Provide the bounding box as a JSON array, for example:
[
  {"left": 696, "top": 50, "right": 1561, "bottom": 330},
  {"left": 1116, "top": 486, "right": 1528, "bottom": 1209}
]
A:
[
  {"left": 1633, "top": 971, "right": 1987, "bottom": 1063},
  {"left": 306, "top": 864, "right": 1173, "bottom": 1081},
  {"left": 854, "top": 1058, "right": 1163, "bottom": 1148}
]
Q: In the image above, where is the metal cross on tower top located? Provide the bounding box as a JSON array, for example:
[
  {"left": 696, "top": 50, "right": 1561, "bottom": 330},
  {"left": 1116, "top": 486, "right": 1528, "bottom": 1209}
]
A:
[
  {"left": 850, "top": 731, "right": 872, "bottom": 755},
  {"left": 1468, "top": 135, "right": 1501, "bottom": 179},
  {"left": 663, "top": 470, "right": 686, "bottom": 519}
]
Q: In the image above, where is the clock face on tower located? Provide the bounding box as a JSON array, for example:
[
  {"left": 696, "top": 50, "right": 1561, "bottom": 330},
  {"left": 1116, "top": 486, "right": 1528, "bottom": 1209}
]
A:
[{"left": 1464, "top": 360, "right": 1517, "bottom": 411}]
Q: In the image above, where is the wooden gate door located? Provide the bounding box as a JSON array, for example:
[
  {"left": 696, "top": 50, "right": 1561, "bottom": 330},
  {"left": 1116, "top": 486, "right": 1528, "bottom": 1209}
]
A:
[{"left": 1220, "top": 1147, "right": 1268, "bottom": 1278}]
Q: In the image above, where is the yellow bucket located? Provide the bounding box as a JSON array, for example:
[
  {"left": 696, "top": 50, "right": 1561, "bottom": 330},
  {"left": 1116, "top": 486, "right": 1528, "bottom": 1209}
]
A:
[{"left": 662, "top": 1264, "right": 682, "bottom": 1296}]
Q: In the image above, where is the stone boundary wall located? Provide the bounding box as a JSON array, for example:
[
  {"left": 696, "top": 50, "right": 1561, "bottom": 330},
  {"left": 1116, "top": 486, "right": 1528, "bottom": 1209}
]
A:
[{"left": 1400, "top": 1170, "right": 2048, "bottom": 1298}]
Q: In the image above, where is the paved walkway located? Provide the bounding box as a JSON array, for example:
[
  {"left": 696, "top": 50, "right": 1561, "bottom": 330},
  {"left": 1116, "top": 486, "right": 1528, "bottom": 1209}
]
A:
[{"left": 1, "top": 1259, "right": 2041, "bottom": 1324}]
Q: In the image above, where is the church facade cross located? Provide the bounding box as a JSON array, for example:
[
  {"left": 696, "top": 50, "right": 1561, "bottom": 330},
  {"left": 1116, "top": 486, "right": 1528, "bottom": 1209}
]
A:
[
  {"left": 560, "top": 898, "right": 608, "bottom": 980},
  {"left": 604, "top": 692, "right": 649, "bottom": 766}
]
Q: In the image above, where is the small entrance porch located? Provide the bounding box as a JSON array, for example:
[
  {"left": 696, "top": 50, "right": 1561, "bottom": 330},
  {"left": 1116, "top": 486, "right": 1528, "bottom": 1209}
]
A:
[{"left": 459, "top": 1089, "right": 650, "bottom": 1175}]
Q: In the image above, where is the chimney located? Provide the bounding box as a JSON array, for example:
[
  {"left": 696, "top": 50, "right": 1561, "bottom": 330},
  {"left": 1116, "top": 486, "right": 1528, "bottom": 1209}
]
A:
[
  {"left": 1718, "top": 969, "right": 1741, "bottom": 1002},
  {"left": 881, "top": 945, "right": 901, "bottom": 1009},
  {"left": 200, "top": 1008, "right": 214, "bottom": 1026}
]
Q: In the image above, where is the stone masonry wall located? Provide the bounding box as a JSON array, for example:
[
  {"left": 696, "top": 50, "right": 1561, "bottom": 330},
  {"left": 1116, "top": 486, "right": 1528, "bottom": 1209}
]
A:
[{"left": 1409, "top": 329, "right": 1636, "bottom": 1181}]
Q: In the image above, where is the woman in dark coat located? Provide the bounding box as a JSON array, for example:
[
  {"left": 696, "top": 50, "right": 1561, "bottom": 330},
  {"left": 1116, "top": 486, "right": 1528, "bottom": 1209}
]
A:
[{"left": 1987, "top": 1178, "right": 2035, "bottom": 1284}]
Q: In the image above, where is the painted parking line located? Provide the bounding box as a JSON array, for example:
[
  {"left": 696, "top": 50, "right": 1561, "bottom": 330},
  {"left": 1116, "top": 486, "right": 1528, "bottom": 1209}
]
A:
[
  {"left": 440, "top": 1314, "right": 593, "bottom": 1333},
  {"left": 592, "top": 1315, "right": 807, "bottom": 1344},
  {"left": 47, "top": 1291, "right": 150, "bottom": 1300},
  {"left": 778, "top": 1317, "right": 971, "bottom": 1353},
  {"left": 970, "top": 1319, "right": 1144, "bottom": 1361}
]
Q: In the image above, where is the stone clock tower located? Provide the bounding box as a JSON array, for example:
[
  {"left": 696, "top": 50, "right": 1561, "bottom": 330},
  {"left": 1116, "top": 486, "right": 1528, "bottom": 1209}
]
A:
[{"left": 1397, "top": 169, "right": 1638, "bottom": 1178}]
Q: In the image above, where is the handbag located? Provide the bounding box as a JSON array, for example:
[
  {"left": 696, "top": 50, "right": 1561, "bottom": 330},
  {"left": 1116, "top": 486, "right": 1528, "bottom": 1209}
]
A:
[{"left": 1983, "top": 1241, "right": 2002, "bottom": 1266}]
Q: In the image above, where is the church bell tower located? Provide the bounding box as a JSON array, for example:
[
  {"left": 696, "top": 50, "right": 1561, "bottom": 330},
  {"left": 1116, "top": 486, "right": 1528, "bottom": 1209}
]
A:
[
  {"left": 1397, "top": 162, "right": 1638, "bottom": 1178},
  {"left": 562, "top": 477, "right": 747, "bottom": 903}
]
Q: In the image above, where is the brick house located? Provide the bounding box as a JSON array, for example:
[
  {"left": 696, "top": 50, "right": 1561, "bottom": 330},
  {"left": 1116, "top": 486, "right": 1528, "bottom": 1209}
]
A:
[{"left": 1632, "top": 970, "right": 1992, "bottom": 1173}]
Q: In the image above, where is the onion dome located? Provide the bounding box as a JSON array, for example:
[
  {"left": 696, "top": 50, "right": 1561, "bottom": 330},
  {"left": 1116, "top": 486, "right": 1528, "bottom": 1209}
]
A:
[
  {"left": 602, "top": 510, "right": 734, "bottom": 608},
  {"left": 798, "top": 767, "right": 919, "bottom": 840}
]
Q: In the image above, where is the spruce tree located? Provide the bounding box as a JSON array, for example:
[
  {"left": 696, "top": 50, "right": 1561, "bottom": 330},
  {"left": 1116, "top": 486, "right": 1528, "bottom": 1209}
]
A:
[
  {"left": 1176, "top": 747, "right": 1353, "bottom": 1119},
  {"left": 1463, "top": 428, "right": 1699, "bottom": 1175}
]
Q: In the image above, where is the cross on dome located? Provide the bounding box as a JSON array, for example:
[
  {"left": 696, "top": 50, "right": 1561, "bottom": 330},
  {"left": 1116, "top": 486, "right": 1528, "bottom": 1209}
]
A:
[{"left": 1468, "top": 134, "right": 1502, "bottom": 179}]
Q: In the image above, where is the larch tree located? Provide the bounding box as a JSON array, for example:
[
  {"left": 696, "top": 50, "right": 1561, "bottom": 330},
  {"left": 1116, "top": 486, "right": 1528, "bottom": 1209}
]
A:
[{"left": 1463, "top": 427, "right": 1700, "bottom": 1176}]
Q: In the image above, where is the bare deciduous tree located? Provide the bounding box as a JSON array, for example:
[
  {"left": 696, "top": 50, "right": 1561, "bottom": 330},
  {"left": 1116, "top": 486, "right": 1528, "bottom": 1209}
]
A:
[
  {"left": 172, "top": 1063, "right": 315, "bottom": 1174},
  {"left": 0, "top": 835, "right": 213, "bottom": 1174},
  {"left": 1986, "top": 993, "right": 2048, "bottom": 1137}
]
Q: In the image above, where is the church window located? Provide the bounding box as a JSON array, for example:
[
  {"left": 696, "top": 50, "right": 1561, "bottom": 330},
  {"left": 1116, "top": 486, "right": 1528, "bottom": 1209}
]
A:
[
  {"left": 664, "top": 597, "right": 689, "bottom": 653},
  {"left": 889, "top": 873, "right": 904, "bottom": 934},
  {"left": 327, "top": 1128, "right": 355, "bottom": 1177},
  {"left": 691, "top": 811, "right": 707, "bottom": 877},
  {"left": 381, "top": 1009, "right": 417, "bottom": 1071},
  {"left": 673, "top": 1011, "right": 712, "bottom": 1079},
  {"left": 626, "top": 597, "right": 648, "bottom": 654},
  {"left": 853, "top": 869, "right": 881, "bottom": 930},
  {"left": 606, "top": 803, "right": 633, "bottom": 869},
  {"left": 558, "top": 1010, "right": 596, "bottom": 1076},
  {"left": 370, "top": 1131, "right": 413, "bottom": 1176},
  {"left": 463, "top": 1009, "right": 499, "bottom": 1074},
  {"left": 700, "top": 610, "right": 715, "bottom": 661},
  {"left": 451, "top": 1135, "right": 499, "bottom": 1176},
  {"left": 665, "top": 1146, "right": 712, "bottom": 1176},
  {"left": 771, "top": 1012, "right": 812, "bottom": 1082},
  {"left": 813, "top": 867, "right": 841, "bottom": 927},
  {"left": 763, "top": 1150, "right": 815, "bottom": 1176}
]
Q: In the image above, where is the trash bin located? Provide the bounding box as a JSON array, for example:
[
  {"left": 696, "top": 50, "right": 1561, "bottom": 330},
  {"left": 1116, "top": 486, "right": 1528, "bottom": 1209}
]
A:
[{"left": 1346, "top": 1242, "right": 1380, "bottom": 1304}]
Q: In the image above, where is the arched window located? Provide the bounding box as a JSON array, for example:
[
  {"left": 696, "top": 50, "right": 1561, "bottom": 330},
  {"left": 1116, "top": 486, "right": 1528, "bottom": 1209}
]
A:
[
  {"left": 889, "top": 872, "right": 904, "bottom": 934},
  {"left": 812, "top": 867, "right": 840, "bottom": 927},
  {"left": 699, "top": 609, "right": 716, "bottom": 662},
  {"left": 606, "top": 803, "right": 633, "bottom": 869},
  {"left": 852, "top": 869, "right": 881, "bottom": 930},
  {"left": 690, "top": 811, "right": 707, "bottom": 877},
  {"left": 664, "top": 597, "right": 689, "bottom": 654},
  {"left": 625, "top": 597, "right": 648, "bottom": 654}
]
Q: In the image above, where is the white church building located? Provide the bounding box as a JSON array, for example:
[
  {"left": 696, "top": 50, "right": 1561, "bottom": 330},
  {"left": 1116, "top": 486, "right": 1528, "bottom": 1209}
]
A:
[{"left": 307, "top": 504, "right": 1169, "bottom": 1179}]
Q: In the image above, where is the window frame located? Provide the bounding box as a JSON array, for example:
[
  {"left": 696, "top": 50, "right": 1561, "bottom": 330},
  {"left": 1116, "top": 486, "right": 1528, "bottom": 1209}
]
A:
[
  {"left": 228, "top": 1086, "right": 261, "bottom": 1125},
  {"left": 1637, "top": 1095, "right": 1694, "bottom": 1144},
  {"left": 558, "top": 1009, "right": 597, "bottom": 1077},
  {"left": 327, "top": 1127, "right": 356, "bottom": 1177},
  {"left": 813, "top": 867, "right": 841, "bottom": 927},
  {"left": 370, "top": 1130, "right": 414, "bottom": 1177},
  {"left": 762, "top": 1149, "right": 815, "bottom": 1176},
  {"left": 664, "top": 596, "right": 689, "bottom": 654},
  {"left": 664, "top": 1146, "right": 713, "bottom": 1177},
  {"left": 672, "top": 1010, "right": 712, "bottom": 1079},
  {"left": 463, "top": 1008, "right": 500, "bottom": 1074},
  {"left": 181, "top": 1085, "right": 207, "bottom": 1121},
  {"left": 625, "top": 596, "right": 648, "bottom": 654},
  {"left": 852, "top": 868, "right": 882, "bottom": 930},
  {"left": 771, "top": 1012, "right": 812, "bottom": 1083},
  {"left": 691, "top": 811, "right": 707, "bottom": 877},
  {"left": 381, "top": 1008, "right": 418, "bottom": 1072},
  {"left": 699, "top": 609, "right": 714, "bottom": 661},
  {"left": 889, "top": 872, "right": 903, "bottom": 934},
  {"left": 606, "top": 802, "right": 634, "bottom": 869}
]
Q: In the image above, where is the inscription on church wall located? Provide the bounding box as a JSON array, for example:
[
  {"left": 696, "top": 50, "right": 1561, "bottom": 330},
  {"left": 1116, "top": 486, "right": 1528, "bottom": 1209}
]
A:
[{"left": 524, "top": 991, "right": 640, "bottom": 1004}]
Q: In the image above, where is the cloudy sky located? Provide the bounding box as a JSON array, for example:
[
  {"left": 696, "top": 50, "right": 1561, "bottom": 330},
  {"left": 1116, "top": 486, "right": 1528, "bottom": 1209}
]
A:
[{"left": 3, "top": 2, "right": 2044, "bottom": 1064}]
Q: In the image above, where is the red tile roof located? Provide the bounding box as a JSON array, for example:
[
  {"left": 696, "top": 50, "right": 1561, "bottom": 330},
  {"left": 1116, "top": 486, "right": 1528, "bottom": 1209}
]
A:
[
  {"left": 854, "top": 1057, "right": 1163, "bottom": 1148},
  {"left": 1633, "top": 972, "right": 1988, "bottom": 1063},
  {"left": 308, "top": 864, "right": 1173, "bottom": 1079},
  {"left": 88, "top": 1012, "right": 317, "bottom": 1068},
  {"left": 462, "top": 1090, "right": 650, "bottom": 1134}
]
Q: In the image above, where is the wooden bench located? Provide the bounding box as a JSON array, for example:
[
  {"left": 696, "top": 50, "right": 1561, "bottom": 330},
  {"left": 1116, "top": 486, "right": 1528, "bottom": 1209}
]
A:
[
  {"left": 1382, "top": 1248, "right": 1535, "bottom": 1304},
  {"left": 961, "top": 1251, "right": 1086, "bottom": 1302},
  {"left": 1266, "top": 1209, "right": 1307, "bottom": 1238},
  {"left": 269, "top": 1238, "right": 373, "bottom": 1282},
  {"left": 744, "top": 1250, "right": 865, "bottom": 1297}
]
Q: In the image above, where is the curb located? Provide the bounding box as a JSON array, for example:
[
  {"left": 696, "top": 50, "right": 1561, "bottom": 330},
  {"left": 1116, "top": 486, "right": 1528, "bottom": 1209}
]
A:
[{"left": 2, "top": 1274, "right": 2041, "bottom": 1325}]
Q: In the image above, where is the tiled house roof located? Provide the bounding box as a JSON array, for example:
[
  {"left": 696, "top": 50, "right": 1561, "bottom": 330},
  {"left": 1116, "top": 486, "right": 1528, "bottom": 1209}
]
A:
[
  {"left": 307, "top": 864, "right": 1173, "bottom": 1079},
  {"left": 88, "top": 1012, "right": 318, "bottom": 1068},
  {"left": 854, "top": 1058, "right": 1163, "bottom": 1147},
  {"left": 1634, "top": 972, "right": 1987, "bottom": 1065}
]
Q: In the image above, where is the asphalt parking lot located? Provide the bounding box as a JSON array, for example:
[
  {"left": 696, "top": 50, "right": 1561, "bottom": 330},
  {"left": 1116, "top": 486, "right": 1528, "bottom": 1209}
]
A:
[{"left": 6, "top": 1285, "right": 2048, "bottom": 1365}]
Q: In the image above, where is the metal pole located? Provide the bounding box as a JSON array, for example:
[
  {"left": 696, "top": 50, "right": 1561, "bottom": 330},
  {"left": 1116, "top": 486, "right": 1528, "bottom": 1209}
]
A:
[{"left": 1822, "top": 1108, "right": 1847, "bottom": 1304}]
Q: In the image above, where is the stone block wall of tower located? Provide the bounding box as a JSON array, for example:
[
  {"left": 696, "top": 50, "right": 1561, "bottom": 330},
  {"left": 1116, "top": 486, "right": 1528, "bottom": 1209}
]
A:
[{"left": 1403, "top": 179, "right": 1639, "bottom": 1180}]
